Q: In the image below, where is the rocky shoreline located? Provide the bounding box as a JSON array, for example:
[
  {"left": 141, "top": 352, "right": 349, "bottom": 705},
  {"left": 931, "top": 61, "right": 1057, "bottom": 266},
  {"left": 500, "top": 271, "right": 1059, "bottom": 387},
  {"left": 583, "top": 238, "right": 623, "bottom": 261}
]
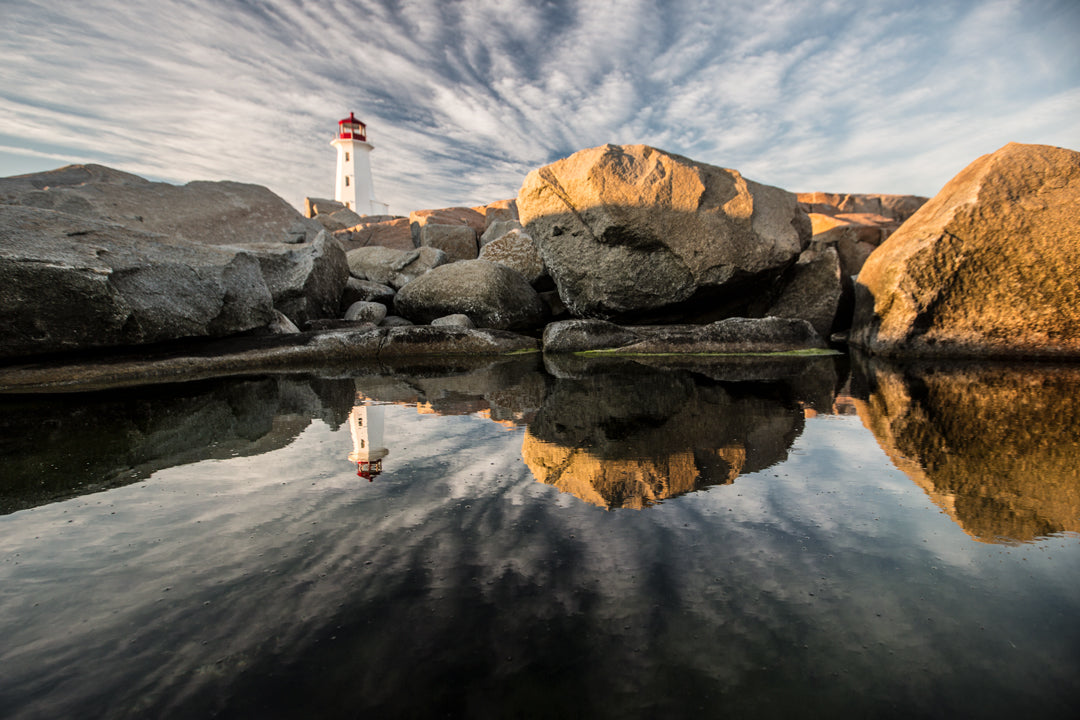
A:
[{"left": 1, "top": 140, "right": 1076, "bottom": 392}]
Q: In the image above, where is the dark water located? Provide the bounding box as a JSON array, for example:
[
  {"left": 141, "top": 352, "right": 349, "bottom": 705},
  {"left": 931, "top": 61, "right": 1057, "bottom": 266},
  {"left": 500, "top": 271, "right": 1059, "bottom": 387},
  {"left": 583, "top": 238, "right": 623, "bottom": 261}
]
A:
[{"left": 1, "top": 354, "right": 1078, "bottom": 719}]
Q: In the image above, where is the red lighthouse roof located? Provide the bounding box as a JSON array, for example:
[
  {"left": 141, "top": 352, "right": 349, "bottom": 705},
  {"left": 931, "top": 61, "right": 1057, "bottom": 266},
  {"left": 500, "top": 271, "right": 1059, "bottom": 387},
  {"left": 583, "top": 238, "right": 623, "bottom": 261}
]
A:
[{"left": 337, "top": 112, "right": 367, "bottom": 141}]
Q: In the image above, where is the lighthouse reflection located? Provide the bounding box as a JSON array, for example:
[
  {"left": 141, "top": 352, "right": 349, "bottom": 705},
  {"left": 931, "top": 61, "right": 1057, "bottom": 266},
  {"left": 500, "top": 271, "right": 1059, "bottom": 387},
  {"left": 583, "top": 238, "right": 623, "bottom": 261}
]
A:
[{"left": 347, "top": 403, "right": 389, "bottom": 481}]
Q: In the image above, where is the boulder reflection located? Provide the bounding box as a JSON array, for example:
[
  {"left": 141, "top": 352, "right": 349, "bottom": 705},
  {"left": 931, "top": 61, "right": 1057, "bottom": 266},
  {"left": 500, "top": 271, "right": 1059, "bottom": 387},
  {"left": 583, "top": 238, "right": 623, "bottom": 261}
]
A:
[
  {"left": 523, "top": 361, "right": 838, "bottom": 509},
  {"left": 854, "top": 358, "right": 1080, "bottom": 543}
]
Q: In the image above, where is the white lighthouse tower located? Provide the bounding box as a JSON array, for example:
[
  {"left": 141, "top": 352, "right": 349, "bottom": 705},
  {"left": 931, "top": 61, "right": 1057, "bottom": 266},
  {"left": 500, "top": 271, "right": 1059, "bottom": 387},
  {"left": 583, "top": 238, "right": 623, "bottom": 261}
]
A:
[
  {"left": 331, "top": 112, "right": 389, "bottom": 216},
  {"left": 347, "top": 403, "right": 389, "bottom": 481}
]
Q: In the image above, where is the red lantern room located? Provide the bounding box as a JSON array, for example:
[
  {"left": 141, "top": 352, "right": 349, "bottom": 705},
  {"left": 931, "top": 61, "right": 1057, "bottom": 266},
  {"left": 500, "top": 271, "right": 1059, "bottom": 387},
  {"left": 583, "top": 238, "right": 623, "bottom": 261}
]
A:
[{"left": 338, "top": 112, "right": 367, "bottom": 141}]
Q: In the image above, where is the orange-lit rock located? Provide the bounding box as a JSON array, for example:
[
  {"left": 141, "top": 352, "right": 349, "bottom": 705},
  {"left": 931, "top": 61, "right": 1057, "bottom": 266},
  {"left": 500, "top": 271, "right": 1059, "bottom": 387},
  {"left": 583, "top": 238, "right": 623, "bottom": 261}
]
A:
[
  {"left": 518, "top": 144, "right": 810, "bottom": 320},
  {"left": 852, "top": 142, "right": 1080, "bottom": 358}
]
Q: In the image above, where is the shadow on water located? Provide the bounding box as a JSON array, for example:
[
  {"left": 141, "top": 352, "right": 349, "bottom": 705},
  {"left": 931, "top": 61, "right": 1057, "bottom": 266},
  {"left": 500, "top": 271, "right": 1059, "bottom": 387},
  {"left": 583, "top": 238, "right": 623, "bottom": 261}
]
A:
[{"left": 852, "top": 354, "right": 1080, "bottom": 543}]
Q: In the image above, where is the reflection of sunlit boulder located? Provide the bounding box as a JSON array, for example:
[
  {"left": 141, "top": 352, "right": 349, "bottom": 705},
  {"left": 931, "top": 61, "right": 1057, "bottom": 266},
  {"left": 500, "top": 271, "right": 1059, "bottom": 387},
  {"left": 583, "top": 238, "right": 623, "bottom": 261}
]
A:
[
  {"left": 523, "top": 371, "right": 804, "bottom": 509},
  {"left": 855, "top": 359, "right": 1080, "bottom": 543}
]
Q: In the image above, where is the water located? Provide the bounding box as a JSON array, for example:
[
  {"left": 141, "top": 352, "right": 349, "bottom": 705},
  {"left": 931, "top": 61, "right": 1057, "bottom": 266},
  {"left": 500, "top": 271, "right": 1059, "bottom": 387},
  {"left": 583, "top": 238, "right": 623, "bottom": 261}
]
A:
[{"left": 1, "top": 354, "right": 1078, "bottom": 718}]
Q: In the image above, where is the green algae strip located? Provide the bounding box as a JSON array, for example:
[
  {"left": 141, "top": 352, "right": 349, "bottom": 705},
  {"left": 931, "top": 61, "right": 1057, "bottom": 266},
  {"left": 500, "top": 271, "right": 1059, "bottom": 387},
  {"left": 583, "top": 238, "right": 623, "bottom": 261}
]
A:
[{"left": 574, "top": 347, "right": 842, "bottom": 358}]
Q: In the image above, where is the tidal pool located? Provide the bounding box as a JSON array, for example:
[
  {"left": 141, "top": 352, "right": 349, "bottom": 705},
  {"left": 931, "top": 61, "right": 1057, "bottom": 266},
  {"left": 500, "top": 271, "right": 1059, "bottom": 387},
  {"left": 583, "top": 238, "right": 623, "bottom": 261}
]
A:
[{"left": 1, "top": 354, "right": 1078, "bottom": 718}]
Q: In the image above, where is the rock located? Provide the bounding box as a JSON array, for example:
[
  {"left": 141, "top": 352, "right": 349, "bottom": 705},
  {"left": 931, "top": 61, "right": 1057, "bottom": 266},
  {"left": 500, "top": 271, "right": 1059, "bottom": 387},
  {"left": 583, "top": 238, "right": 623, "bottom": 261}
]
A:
[
  {"left": 314, "top": 208, "right": 365, "bottom": 232},
  {"left": 542, "top": 317, "right": 825, "bottom": 354},
  {"left": 797, "top": 192, "right": 928, "bottom": 223},
  {"left": 339, "top": 216, "right": 414, "bottom": 251},
  {"left": 267, "top": 310, "right": 301, "bottom": 334},
  {"left": 346, "top": 245, "right": 448, "bottom": 288},
  {"left": 538, "top": 290, "right": 568, "bottom": 320},
  {"left": 340, "top": 277, "right": 395, "bottom": 311},
  {"left": 409, "top": 207, "right": 487, "bottom": 238},
  {"left": 238, "top": 230, "right": 349, "bottom": 327},
  {"left": 478, "top": 228, "right": 546, "bottom": 285},
  {"left": 394, "top": 259, "right": 545, "bottom": 330},
  {"left": 0, "top": 205, "right": 275, "bottom": 359},
  {"left": 304, "top": 319, "right": 378, "bottom": 332},
  {"left": 304, "top": 197, "right": 346, "bottom": 218},
  {"left": 479, "top": 219, "right": 522, "bottom": 247},
  {"left": 378, "top": 325, "right": 539, "bottom": 358},
  {"left": 431, "top": 314, "right": 475, "bottom": 328},
  {"left": 477, "top": 198, "right": 518, "bottom": 228},
  {"left": 416, "top": 222, "right": 478, "bottom": 262},
  {"left": 765, "top": 246, "right": 845, "bottom": 338},
  {"left": 807, "top": 222, "right": 876, "bottom": 278},
  {"left": 0, "top": 164, "right": 321, "bottom": 245},
  {"left": 851, "top": 142, "right": 1080, "bottom": 358},
  {"left": 344, "top": 301, "right": 388, "bottom": 324},
  {"left": 518, "top": 144, "right": 810, "bottom": 320},
  {"left": 380, "top": 315, "right": 414, "bottom": 327}
]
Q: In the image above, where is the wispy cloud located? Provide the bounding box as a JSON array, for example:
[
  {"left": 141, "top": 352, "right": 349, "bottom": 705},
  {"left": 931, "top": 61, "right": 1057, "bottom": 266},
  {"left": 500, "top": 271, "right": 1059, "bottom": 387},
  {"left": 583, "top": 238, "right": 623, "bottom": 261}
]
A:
[{"left": 1, "top": 0, "right": 1077, "bottom": 212}]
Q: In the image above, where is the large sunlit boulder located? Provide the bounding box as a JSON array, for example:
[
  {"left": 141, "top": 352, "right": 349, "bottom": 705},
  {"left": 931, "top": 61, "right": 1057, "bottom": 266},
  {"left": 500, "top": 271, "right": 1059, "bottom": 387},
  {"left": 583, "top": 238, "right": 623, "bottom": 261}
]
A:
[
  {"left": 517, "top": 144, "right": 811, "bottom": 320},
  {"left": 851, "top": 142, "right": 1080, "bottom": 358}
]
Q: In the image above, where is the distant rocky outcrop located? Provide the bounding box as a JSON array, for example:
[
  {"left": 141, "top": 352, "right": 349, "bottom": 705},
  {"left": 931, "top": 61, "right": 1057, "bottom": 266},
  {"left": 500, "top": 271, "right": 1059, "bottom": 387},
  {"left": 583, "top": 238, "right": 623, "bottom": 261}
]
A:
[
  {"left": 0, "top": 164, "right": 321, "bottom": 245},
  {"left": 518, "top": 144, "right": 811, "bottom": 322},
  {"left": 338, "top": 216, "right": 414, "bottom": 251},
  {"left": 393, "top": 259, "right": 545, "bottom": 330},
  {"left": 409, "top": 207, "right": 484, "bottom": 262},
  {"left": 0, "top": 205, "right": 275, "bottom": 359},
  {"left": 851, "top": 142, "right": 1080, "bottom": 358},
  {"left": 796, "top": 192, "right": 928, "bottom": 277}
]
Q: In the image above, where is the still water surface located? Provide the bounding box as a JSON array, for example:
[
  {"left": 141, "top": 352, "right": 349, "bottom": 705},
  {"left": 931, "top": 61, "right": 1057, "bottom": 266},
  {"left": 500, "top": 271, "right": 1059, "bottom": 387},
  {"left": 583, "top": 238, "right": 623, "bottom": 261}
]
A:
[{"left": 1, "top": 354, "right": 1078, "bottom": 718}]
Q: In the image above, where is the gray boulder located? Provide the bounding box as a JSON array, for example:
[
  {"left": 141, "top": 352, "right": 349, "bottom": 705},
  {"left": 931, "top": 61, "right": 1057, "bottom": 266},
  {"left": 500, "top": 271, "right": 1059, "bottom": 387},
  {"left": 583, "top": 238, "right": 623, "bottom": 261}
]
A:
[
  {"left": 394, "top": 260, "right": 545, "bottom": 330},
  {"left": 344, "top": 301, "right": 388, "bottom": 324},
  {"left": 416, "top": 223, "right": 478, "bottom": 262},
  {"left": 479, "top": 219, "right": 522, "bottom": 248},
  {"left": 237, "top": 230, "right": 349, "bottom": 327},
  {"left": 314, "top": 208, "right": 365, "bottom": 232},
  {"left": 340, "top": 277, "right": 396, "bottom": 310},
  {"left": 346, "top": 245, "right": 448, "bottom": 288},
  {"left": 0, "top": 205, "right": 275, "bottom": 359},
  {"left": 765, "top": 246, "right": 845, "bottom": 338},
  {"left": 478, "top": 228, "right": 546, "bottom": 285},
  {"left": 380, "top": 315, "right": 415, "bottom": 327},
  {"left": 0, "top": 164, "right": 320, "bottom": 245},
  {"left": 542, "top": 317, "right": 825, "bottom": 354},
  {"left": 518, "top": 144, "right": 811, "bottom": 320},
  {"left": 431, "top": 314, "right": 475, "bottom": 328}
]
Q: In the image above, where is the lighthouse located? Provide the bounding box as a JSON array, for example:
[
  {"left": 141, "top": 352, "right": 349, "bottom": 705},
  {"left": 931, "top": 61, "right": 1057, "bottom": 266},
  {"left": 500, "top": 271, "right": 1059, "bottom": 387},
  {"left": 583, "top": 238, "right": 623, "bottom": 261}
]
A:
[
  {"left": 347, "top": 403, "right": 390, "bottom": 481},
  {"left": 331, "top": 112, "right": 389, "bottom": 215}
]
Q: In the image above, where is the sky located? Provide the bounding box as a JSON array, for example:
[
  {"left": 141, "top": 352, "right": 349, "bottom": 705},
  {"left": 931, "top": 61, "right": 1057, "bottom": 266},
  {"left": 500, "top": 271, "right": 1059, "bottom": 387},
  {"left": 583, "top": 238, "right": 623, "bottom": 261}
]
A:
[{"left": 1, "top": 0, "right": 1078, "bottom": 214}]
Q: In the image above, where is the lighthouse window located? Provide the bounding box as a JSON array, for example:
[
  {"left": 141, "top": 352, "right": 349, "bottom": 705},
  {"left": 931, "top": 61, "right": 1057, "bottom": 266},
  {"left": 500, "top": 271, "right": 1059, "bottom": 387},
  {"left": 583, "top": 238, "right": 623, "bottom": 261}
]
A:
[
  {"left": 345, "top": 177, "right": 350, "bottom": 186},
  {"left": 345, "top": 152, "right": 350, "bottom": 161}
]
